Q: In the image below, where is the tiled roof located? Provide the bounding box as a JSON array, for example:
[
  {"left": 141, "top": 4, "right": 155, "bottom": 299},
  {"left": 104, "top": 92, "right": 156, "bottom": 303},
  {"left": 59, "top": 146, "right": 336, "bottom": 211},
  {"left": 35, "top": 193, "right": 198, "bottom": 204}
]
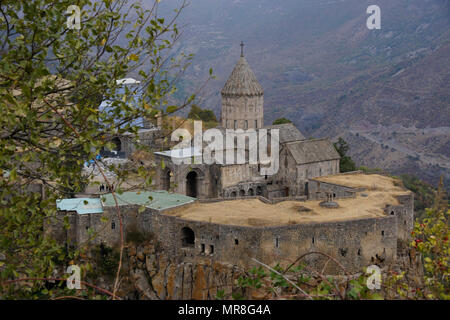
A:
[
  {"left": 263, "top": 123, "right": 306, "bottom": 143},
  {"left": 285, "top": 139, "right": 340, "bottom": 165}
]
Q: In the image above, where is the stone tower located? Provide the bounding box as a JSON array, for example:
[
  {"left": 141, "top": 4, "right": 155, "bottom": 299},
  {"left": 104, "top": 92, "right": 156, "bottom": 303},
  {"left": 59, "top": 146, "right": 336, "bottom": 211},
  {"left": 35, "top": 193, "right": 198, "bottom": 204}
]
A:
[{"left": 221, "top": 42, "right": 264, "bottom": 130}]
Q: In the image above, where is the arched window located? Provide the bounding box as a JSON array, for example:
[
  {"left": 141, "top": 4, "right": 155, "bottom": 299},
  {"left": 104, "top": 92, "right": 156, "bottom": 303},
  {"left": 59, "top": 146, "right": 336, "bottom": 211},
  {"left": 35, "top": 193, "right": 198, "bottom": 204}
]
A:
[
  {"left": 181, "top": 227, "right": 195, "bottom": 248},
  {"left": 256, "top": 186, "right": 262, "bottom": 195},
  {"left": 186, "top": 171, "right": 199, "bottom": 198}
]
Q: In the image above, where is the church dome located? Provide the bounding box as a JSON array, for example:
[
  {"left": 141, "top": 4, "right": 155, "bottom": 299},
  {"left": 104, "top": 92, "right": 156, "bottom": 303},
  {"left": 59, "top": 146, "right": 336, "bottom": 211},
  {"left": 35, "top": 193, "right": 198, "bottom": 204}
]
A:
[{"left": 221, "top": 56, "right": 263, "bottom": 97}]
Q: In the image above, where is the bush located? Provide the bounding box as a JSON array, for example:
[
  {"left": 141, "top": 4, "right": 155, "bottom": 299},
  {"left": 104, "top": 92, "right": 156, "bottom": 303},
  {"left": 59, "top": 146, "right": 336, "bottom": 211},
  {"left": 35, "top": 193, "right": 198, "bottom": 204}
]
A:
[{"left": 272, "top": 118, "right": 292, "bottom": 125}]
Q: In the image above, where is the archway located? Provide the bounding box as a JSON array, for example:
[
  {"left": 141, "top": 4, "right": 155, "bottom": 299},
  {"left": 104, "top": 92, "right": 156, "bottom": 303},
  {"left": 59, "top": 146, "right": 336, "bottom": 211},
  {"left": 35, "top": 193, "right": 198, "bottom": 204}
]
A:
[
  {"left": 162, "top": 170, "right": 172, "bottom": 191},
  {"left": 181, "top": 227, "right": 195, "bottom": 248},
  {"left": 248, "top": 188, "right": 254, "bottom": 196},
  {"left": 239, "top": 189, "right": 245, "bottom": 197},
  {"left": 230, "top": 191, "right": 237, "bottom": 198},
  {"left": 186, "top": 171, "right": 198, "bottom": 198},
  {"left": 111, "top": 137, "right": 121, "bottom": 152},
  {"left": 256, "top": 186, "right": 262, "bottom": 195}
]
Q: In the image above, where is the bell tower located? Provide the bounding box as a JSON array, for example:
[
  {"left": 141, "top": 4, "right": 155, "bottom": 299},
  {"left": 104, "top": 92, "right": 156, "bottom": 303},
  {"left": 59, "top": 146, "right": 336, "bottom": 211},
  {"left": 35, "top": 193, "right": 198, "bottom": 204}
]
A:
[{"left": 221, "top": 42, "right": 264, "bottom": 130}]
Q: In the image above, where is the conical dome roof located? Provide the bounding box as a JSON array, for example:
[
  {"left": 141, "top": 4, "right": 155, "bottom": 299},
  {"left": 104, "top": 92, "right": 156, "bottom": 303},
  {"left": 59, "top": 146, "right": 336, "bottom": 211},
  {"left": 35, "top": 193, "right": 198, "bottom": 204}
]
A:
[{"left": 221, "top": 56, "right": 263, "bottom": 96}]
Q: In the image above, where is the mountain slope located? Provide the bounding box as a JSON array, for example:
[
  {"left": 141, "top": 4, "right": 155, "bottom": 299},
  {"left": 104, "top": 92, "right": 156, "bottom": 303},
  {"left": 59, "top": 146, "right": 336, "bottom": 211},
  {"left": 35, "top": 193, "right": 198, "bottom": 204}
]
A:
[{"left": 148, "top": 0, "right": 450, "bottom": 186}]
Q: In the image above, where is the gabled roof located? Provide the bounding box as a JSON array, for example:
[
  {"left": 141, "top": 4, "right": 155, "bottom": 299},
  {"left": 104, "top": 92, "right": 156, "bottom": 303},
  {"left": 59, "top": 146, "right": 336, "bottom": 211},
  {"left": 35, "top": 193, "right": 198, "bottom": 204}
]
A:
[
  {"left": 285, "top": 139, "right": 340, "bottom": 165},
  {"left": 221, "top": 57, "right": 264, "bottom": 96},
  {"left": 263, "top": 123, "right": 306, "bottom": 143}
]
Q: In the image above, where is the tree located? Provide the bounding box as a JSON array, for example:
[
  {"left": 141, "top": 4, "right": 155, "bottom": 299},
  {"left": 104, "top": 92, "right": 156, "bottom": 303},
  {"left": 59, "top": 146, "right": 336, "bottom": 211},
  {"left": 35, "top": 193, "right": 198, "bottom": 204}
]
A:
[
  {"left": 0, "top": 0, "right": 194, "bottom": 299},
  {"left": 272, "top": 118, "right": 292, "bottom": 125},
  {"left": 333, "top": 137, "right": 356, "bottom": 172},
  {"left": 187, "top": 104, "right": 218, "bottom": 123}
]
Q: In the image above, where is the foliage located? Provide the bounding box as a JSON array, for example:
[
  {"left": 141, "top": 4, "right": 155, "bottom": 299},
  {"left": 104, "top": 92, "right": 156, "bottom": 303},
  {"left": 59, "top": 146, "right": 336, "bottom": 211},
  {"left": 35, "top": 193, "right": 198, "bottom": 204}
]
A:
[
  {"left": 0, "top": 0, "right": 193, "bottom": 299},
  {"left": 333, "top": 137, "right": 356, "bottom": 172},
  {"left": 409, "top": 180, "right": 449, "bottom": 299},
  {"left": 272, "top": 118, "right": 292, "bottom": 125},
  {"left": 400, "top": 174, "right": 440, "bottom": 220},
  {"left": 232, "top": 261, "right": 382, "bottom": 300},
  {"left": 91, "top": 244, "right": 120, "bottom": 278},
  {"left": 126, "top": 226, "right": 154, "bottom": 245},
  {"left": 187, "top": 104, "right": 218, "bottom": 126}
]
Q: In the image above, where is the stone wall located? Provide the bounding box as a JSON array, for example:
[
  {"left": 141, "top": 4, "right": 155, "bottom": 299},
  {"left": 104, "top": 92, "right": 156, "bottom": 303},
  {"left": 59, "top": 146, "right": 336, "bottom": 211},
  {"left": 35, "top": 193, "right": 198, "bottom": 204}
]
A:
[
  {"left": 144, "top": 209, "right": 398, "bottom": 274},
  {"left": 154, "top": 155, "right": 220, "bottom": 199},
  {"left": 53, "top": 201, "right": 407, "bottom": 274},
  {"left": 385, "top": 194, "right": 415, "bottom": 242},
  {"left": 275, "top": 147, "right": 340, "bottom": 197},
  {"left": 307, "top": 179, "right": 358, "bottom": 200},
  {"left": 221, "top": 95, "right": 264, "bottom": 130},
  {"left": 120, "top": 129, "right": 160, "bottom": 158}
]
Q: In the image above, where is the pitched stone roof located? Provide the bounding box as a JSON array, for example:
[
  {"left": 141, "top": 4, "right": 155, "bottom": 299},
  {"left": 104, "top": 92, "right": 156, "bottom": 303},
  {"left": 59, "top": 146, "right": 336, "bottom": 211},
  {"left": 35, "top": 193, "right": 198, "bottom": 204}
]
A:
[
  {"left": 221, "top": 57, "right": 264, "bottom": 96},
  {"left": 263, "top": 123, "right": 306, "bottom": 143},
  {"left": 285, "top": 139, "right": 340, "bottom": 165}
]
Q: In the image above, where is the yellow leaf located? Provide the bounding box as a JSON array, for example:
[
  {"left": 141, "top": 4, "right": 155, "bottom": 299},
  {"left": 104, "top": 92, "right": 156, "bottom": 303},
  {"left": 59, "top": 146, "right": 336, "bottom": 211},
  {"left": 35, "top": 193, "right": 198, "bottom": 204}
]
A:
[
  {"left": 128, "top": 53, "right": 139, "bottom": 61},
  {"left": 100, "top": 38, "right": 106, "bottom": 46}
]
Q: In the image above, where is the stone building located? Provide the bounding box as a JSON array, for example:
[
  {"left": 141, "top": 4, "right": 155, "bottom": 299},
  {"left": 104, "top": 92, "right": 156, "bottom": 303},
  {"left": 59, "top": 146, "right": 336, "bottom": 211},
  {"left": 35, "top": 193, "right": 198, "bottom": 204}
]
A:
[
  {"left": 154, "top": 46, "right": 340, "bottom": 199},
  {"left": 51, "top": 173, "right": 414, "bottom": 276},
  {"left": 221, "top": 43, "right": 264, "bottom": 130}
]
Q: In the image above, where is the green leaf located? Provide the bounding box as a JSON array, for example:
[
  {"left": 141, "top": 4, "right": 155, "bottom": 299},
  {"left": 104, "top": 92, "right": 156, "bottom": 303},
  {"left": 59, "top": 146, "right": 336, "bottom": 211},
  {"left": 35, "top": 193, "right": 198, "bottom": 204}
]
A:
[{"left": 166, "top": 105, "right": 178, "bottom": 114}]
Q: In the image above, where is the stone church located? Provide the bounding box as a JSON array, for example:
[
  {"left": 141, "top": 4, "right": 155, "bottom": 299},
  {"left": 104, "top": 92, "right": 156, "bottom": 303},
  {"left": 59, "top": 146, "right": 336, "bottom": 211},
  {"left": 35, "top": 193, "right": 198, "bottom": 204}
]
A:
[{"left": 154, "top": 45, "right": 340, "bottom": 199}]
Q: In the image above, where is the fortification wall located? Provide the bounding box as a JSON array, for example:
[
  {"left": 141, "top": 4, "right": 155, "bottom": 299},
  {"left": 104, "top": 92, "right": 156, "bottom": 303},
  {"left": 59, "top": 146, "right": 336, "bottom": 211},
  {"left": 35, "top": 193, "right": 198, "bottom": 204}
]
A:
[
  {"left": 143, "top": 211, "right": 398, "bottom": 274},
  {"left": 385, "top": 194, "right": 415, "bottom": 242},
  {"left": 54, "top": 204, "right": 400, "bottom": 274}
]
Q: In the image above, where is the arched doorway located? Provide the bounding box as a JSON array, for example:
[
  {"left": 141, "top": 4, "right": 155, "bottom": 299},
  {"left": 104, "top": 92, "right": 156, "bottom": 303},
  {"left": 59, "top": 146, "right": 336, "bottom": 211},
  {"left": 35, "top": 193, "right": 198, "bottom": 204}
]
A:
[
  {"left": 256, "top": 186, "right": 262, "bottom": 195},
  {"left": 230, "top": 191, "right": 237, "bottom": 198},
  {"left": 248, "top": 188, "right": 254, "bottom": 196},
  {"left": 111, "top": 137, "right": 121, "bottom": 152},
  {"left": 162, "top": 170, "right": 172, "bottom": 191},
  {"left": 181, "top": 227, "right": 195, "bottom": 248},
  {"left": 186, "top": 171, "right": 198, "bottom": 198},
  {"left": 239, "top": 189, "right": 245, "bottom": 197}
]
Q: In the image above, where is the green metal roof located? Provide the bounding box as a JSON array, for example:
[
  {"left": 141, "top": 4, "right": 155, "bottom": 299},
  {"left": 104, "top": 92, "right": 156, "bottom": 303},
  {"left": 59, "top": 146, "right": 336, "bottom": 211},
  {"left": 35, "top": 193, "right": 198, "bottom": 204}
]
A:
[
  {"left": 56, "top": 198, "right": 103, "bottom": 214},
  {"left": 101, "top": 190, "right": 195, "bottom": 210}
]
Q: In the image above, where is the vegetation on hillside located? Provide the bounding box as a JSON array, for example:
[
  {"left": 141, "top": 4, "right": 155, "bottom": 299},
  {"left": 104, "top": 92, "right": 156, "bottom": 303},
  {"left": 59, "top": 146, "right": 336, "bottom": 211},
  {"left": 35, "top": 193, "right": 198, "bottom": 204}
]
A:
[
  {"left": 333, "top": 137, "right": 356, "bottom": 172},
  {"left": 187, "top": 104, "right": 218, "bottom": 129},
  {"left": 272, "top": 118, "right": 292, "bottom": 125},
  {"left": 400, "top": 174, "right": 440, "bottom": 220}
]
